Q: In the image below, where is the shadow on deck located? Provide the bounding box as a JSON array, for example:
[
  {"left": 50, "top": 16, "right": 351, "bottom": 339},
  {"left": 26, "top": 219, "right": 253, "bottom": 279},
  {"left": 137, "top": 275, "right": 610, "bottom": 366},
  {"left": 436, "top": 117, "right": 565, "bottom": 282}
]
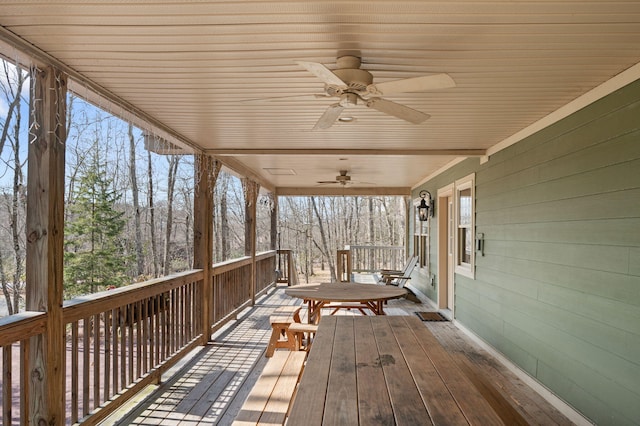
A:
[{"left": 101, "top": 283, "right": 573, "bottom": 426}]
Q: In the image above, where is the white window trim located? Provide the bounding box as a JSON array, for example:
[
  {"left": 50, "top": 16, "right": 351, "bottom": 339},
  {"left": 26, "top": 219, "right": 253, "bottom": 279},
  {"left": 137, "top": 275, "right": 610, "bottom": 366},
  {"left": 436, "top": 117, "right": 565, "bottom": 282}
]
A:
[{"left": 454, "top": 173, "right": 475, "bottom": 279}]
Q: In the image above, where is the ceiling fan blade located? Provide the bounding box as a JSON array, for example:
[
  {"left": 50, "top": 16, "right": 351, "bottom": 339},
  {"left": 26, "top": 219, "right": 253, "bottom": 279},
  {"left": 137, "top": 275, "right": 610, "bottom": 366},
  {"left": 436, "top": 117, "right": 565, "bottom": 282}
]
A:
[
  {"left": 296, "top": 61, "right": 347, "bottom": 87},
  {"left": 368, "top": 73, "right": 455, "bottom": 96},
  {"left": 366, "top": 98, "right": 430, "bottom": 124},
  {"left": 313, "top": 104, "right": 345, "bottom": 130}
]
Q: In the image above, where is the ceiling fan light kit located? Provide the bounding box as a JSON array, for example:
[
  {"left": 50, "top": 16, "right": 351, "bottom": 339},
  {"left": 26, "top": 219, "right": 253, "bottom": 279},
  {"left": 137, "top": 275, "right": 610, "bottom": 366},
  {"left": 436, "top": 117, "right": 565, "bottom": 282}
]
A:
[{"left": 297, "top": 55, "right": 455, "bottom": 130}]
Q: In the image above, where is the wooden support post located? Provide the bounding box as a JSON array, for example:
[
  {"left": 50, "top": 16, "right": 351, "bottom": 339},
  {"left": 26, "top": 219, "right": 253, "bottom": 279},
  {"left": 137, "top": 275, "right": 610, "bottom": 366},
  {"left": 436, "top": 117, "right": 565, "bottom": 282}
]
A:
[
  {"left": 243, "top": 179, "right": 259, "bottom": 305},
  {"left": 193, "top": 155, "right": 217, "bottom": 344},
  {"left": 270, "top": 194, "right": 278, "bottom": 251},
  {"left": 405, "top": 195, "right": 412, "bottom": 259},
  {"left": 25, "top": 65, "right": 67, "bottom": 425},
  {"left": 336, "top": 250, "right": 353, "bottom": 282}
]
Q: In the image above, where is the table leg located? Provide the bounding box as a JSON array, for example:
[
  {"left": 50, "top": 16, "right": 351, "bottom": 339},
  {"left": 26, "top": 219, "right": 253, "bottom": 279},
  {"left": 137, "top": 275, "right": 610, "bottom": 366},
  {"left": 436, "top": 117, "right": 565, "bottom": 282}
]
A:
[
  {"left": 265, "top": 326, "right": 281, "bottom": 357},
  {"left": 308, "top": 300, "right": 324, "bottom": 324}
]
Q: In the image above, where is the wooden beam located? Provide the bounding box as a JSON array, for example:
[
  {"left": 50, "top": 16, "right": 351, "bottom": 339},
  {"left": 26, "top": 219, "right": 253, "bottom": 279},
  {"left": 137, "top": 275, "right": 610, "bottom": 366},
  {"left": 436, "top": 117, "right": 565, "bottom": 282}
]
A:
[
  {"left": 193, "top": 155, "right": 216, "bottom": 344},
  {"left": 243, "top": 180, "right": 259, "bottom": 305},
  {"left": 276, "top": 187, "right": 411, "bottom": 196},
  {"left": 207, "top": 148, "right": 487, "bottom": 157},
  {"left": 25, "top": 65, "right": 67, "bottom": 425}
]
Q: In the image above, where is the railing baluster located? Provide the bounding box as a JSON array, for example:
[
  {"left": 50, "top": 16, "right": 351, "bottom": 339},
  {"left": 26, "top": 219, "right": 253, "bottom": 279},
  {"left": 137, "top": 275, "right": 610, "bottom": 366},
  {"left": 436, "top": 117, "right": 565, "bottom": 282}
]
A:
[
  {"left": 136, "top": 300, "right": 142, "bottom": 380},
  {"left": 104, "top": 310, "right": 111, "bottom": 401},
  {"left": 141, "top": 301, "right": 147, "bottom": 375},
  {"left": 3, "top": 344, "right": 11, "bottom": 426},
  {"left": 21, "top": 339, "right": 30, "bottom": 426},
  {"left": 93, "top": 313, "right": 100, "bottom": 410},
  {"left": 153, "top": 297, "right": 159, "bottom": 369},
  {"left": 120, "top": 306, "right": 127, "bottom": 389},
  {"left": 83, "top": 317, "right": 90, "bottom": 417},
  {"left": 112, "top": 308, "right": 118, "bottom": 395},
  {"left": 128, "top": 304, "right": 134, "bottom": 385},
  {"left": 71, "top": 322, "right": 78, "bottom": 423}
]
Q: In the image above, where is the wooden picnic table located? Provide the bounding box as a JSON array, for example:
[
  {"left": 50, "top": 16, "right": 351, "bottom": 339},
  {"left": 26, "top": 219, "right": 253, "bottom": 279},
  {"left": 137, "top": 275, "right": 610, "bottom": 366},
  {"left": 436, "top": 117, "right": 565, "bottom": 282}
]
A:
[
  {"left": 284, "top": 282, "right": 406, "bottom": 324},
  {"left": 287, "top": 315, "right": 507, "bottom": 425}
]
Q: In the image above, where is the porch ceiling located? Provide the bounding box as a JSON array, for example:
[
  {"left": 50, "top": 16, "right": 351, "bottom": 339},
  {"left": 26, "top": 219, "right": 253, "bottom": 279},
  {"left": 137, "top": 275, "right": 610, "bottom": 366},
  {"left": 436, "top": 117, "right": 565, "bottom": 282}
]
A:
[{"left": 1, "top": 1, "right": 639, "bottom": 195}]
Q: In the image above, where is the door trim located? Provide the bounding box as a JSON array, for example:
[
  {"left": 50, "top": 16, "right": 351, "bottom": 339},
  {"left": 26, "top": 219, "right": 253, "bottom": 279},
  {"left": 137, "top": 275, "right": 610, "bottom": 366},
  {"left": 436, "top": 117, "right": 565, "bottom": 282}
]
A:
[{"left": 437, "top": 184, "right": 454, "bottom": 312}]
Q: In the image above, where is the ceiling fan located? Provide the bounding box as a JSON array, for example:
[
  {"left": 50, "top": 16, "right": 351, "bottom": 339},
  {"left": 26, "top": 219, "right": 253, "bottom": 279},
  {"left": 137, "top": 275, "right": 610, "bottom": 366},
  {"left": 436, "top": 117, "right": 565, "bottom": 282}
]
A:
[
  {"left": 296, "top": 55, "right": 455, "bottom": 130},
  {"left": 317, "top": 170, "right": 372, "bottom": 186}
]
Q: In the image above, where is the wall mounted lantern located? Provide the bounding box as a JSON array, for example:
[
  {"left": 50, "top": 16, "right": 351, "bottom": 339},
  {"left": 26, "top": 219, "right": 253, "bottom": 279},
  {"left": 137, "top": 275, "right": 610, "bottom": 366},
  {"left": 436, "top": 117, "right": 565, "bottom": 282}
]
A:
[{"left": 417, "top": 190, "right": 433, "bottom": 221}]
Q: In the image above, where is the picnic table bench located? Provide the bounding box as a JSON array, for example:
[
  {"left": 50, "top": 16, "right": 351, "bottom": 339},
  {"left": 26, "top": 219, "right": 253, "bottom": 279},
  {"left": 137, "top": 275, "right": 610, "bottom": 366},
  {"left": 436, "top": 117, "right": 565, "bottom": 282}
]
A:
[
  {"left": 265, "top": 305, "right": 301, "bottom": 357},
  {"left": 232, "top": 350, "right": 306, "bottom": 426}
]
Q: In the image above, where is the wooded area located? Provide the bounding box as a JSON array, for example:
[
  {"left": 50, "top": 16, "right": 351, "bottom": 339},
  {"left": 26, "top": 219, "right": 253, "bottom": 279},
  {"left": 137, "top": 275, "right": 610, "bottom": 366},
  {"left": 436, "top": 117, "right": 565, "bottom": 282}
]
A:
[{"left": 0, "top": 59, "right": 407, "bottom": 316}]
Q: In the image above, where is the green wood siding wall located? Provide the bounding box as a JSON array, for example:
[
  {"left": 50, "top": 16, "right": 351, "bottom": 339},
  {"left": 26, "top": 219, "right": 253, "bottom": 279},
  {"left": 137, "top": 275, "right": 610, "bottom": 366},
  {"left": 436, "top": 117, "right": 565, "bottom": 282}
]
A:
[{"left": 412, "top": 79, "right": 640, "bottom": 425}]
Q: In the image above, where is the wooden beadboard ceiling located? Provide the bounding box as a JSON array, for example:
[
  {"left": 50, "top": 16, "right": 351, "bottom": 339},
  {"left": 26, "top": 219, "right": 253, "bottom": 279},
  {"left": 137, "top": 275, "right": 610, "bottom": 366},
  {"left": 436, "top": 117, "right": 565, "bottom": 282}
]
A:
[{"left": 1, "top": 1, "right": 639, "bottom": 194}]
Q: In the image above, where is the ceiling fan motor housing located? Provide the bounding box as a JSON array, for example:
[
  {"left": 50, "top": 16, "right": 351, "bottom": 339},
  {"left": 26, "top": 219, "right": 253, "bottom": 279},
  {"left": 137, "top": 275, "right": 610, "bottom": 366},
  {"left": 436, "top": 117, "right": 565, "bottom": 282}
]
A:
[
  {"left": 336, "top": 171, "right": 351, "bottom": 183},
  {"left": 332, "top": 68, "right": 373, "bottom": 92}
]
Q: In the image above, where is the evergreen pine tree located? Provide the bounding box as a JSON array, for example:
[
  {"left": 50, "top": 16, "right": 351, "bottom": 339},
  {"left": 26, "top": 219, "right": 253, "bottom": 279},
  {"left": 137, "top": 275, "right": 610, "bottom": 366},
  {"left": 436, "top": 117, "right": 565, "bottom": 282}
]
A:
[{"left": 65, "top": 152, "right": 128, "bottom": 296}]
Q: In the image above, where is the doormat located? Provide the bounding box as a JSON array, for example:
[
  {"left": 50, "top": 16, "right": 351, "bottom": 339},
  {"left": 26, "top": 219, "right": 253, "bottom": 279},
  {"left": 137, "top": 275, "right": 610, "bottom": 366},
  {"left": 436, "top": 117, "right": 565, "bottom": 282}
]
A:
[{"left": 415, "top": 311, "right": 448, "bottom": 322}]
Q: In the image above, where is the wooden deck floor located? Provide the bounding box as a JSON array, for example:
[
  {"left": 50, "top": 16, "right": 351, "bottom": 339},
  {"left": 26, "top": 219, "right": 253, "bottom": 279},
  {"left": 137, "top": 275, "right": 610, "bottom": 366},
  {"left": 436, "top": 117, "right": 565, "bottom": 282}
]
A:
[{"left": 102, "top": 283, "right": 575, "bottom": 426}]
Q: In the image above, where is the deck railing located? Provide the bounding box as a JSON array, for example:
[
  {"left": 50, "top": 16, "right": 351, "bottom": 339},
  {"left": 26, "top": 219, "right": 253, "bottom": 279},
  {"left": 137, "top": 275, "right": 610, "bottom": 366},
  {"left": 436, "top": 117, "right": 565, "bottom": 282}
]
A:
[
  {"left": 276, "top": 249, "right": 292, "bottom": 284},
  {"left": 345, "top": 245, "right": 406, "bottom": 273},
  {"left": 256, "top": 251, "right": 278, "bottom": 294},
  {"left": 0, "top": 250, "right": 279, "bottom": 425},
  {"left": 0, "top": 311, "right": 48, "bottom": 425},
  {"left": 63, "top": 270, "right": 204, "bottom": 425}
]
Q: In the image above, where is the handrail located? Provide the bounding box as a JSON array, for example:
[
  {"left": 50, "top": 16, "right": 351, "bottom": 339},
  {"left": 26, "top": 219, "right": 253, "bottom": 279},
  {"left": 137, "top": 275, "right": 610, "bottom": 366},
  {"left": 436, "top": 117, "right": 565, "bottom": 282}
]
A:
[
  {"left": 63, "top": 270, "right": 204, "bottom": 323},
  {"left": 211, "top": 256, "right": 252, "bottom": 275},
  {"left": 0, "top": 311, "right": 47, "bottom": 347},
  {"left": 256, "top": 250, "right": 276, "bottom": 261}
]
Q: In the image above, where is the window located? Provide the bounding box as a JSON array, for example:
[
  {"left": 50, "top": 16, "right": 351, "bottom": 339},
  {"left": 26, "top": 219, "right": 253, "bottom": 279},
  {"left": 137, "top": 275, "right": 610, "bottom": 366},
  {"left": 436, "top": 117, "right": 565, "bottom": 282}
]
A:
[{"left": 455, "top": 174, "right": 475, "bottom": 278}]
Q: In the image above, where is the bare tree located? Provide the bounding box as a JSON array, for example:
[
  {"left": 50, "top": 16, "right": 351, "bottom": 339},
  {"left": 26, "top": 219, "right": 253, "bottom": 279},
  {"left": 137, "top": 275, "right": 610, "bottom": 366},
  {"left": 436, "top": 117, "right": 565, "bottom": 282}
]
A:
[
  {"left": 0, "top": 62, "right": 26, "bottom": 314},
  {"left": 311, "top": 196, "right": 336, "bottom": 282},
  {"left": 8, "top": 72, "right": 25, "bottom": 313},
  {"left": 128, "top": 124, "right": 144, "bottom": 277},
  {"left": 184, "top": 191, "right": 193, "bottom": 267},
  {"left": 221, "top": 174, "right": 230, "bottom": 260},
  {"left": 162, "top": 154, "right": 180, "bottom": 275},
  {"left": 147, "top": 149, "right": 159, "bottom": 277},
  {"left": 0, "top": 61, "right": 23, "bottom": 156}
]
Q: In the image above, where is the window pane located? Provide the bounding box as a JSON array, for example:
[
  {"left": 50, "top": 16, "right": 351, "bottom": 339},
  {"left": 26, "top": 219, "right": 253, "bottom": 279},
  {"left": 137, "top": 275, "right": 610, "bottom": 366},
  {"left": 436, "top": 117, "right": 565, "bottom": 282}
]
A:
[
  {"left": 420, "top": 235, "right": 427, "bottom": 268},
  {"left": 463, "top": 228, "right": 472, "bottom": 264},
  {"left": 458, "top": 188, "right": 472, "bottom": 226}
]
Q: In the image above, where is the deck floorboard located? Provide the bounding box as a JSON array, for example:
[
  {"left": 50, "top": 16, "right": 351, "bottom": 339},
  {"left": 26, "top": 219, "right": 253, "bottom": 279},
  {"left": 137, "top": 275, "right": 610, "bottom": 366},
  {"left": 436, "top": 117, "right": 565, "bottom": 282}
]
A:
[{"left": 101, "top": 282, "right": 574, "bottom": 426}]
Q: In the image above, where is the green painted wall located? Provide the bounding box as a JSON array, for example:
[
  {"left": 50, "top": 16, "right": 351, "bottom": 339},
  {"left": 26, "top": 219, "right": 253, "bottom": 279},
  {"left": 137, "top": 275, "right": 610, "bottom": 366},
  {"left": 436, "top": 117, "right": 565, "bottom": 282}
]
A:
[{"left": 411, "top": 78, "right": 640, "bottom": 425}]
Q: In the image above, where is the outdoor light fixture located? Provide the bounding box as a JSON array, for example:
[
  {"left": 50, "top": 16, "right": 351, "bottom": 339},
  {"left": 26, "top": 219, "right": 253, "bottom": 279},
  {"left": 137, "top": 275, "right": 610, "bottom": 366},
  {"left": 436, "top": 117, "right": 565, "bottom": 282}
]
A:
[{"left": 417, "top": 190, "right": 433, "bottom": 221}]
